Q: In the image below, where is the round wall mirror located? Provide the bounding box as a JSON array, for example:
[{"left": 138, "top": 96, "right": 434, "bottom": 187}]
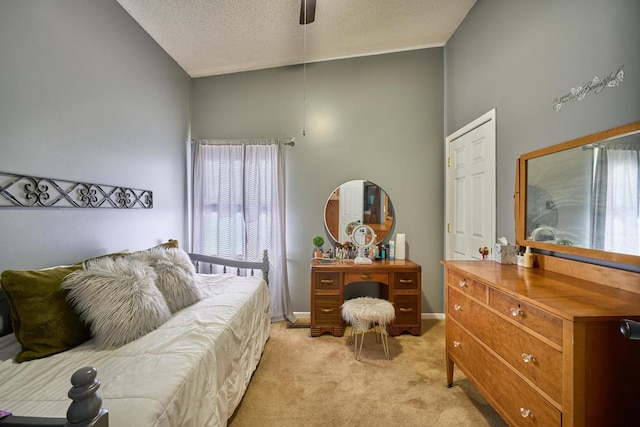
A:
[{"left": 324, "top": 180, "right": 395, "bottom": 245}]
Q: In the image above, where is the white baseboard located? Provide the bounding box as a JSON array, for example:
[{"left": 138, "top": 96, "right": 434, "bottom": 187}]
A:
[
  {"left": 421, "top": 312, "right": 445, "bottom": 320},
  {"left": 292, "top": 312, "right": 310, "bottom": 318},
  {"left": 293, "top": 311, "right": 445, "bottom": 320}
]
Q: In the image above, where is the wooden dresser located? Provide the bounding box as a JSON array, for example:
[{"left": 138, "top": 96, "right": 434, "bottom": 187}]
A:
[
  {"left": 442, "top": 258, "right": 640, "bottom": 426},
  {"left": 310, "top": 259, "right": 421, "bottom": 337}
]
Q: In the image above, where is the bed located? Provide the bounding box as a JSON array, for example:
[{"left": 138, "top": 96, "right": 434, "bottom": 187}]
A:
[{"left": 0, "top": 246, "right": 270, "bottom": 427}]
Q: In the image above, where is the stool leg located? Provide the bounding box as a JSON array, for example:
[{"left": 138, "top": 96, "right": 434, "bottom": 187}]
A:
[
  {"left": 380, "top": 322, "right": 390, "bottom": 360},
  {"left": 356, "top": 329, "right": 365, "bottom": 361},
  {"left": 349, "top": 324, "right": 354, "bottom": 345},
  {"left": 353, "top": 326, "right": 359, "bottom": 360}
]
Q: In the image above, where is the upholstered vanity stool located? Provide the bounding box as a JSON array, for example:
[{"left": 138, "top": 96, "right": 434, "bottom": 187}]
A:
[{"left": 341, "top": 297, "right": 395, "bottom": 360}]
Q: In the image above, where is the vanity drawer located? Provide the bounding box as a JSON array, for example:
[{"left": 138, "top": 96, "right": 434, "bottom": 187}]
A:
[
  {"left": 447, "top": 320, "right": 561, "bottom": 427},
  {"left": 313, "top": 295, "right": 341, "bottom": 324},
  {"left": 393, "top": 294, "right": 419, "bottom": 324},
  {"left": 448, "top": 288, "right": 562, "bottom": 403},
  {"left": 344, "top": 272, "right": 388, "bottom": 285},
  {"left": 313, "top": 272, "right": 341, "bottom": 291},
  {"left": 447, "top": 270, "right": 487, "bottom": 302},
  {"left": 393, "top": 272, "right": 419, "bottom": 291},
  {"left": 489, "top": 288, "right": 563, "bottom": 346}
]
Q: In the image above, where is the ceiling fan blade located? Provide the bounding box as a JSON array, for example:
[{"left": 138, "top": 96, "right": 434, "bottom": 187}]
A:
[{"left": 299, "top": 0, "right": 316, "bottom": 25}]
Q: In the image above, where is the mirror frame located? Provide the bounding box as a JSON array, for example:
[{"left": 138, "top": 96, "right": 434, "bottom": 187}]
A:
[{"left": 515, "top": 120, "right": 640, "bottom": 266}]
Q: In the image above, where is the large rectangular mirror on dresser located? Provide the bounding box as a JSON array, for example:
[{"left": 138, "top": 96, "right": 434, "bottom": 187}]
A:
[
  {"left": 515, "top": 120, "right": 640, "bottom": 267},
  {"left": 442, "top": 120, "right": 640, "bottom": 426}
]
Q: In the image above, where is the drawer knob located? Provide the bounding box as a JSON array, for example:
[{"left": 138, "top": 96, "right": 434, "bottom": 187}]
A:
[
  {"left": 399, "top": 279, "right": 413, "bottom": 284},
  {"left": 510, "top": 307, "right": 524, "bottom": 317},
  {"left": 521, "top": 353, "right": 535, "bottom": 363},
  {"left": 320, "top": 279, "right": 334, "bottom": 284},
  {"left": 320, "top": 308, "right": 335, "bottom": 313},
  {"left": 453, "top": 340, "right": 461, "bottom": 348},
  {"left": 399, "top": 307, "right": 413, "bottom": 312},
  {"left": 361, "top": 274, "right": 372, "bottom": 279},
  {"left": 458, "top": 280, "right": 468, "bottom": 287},
  {"left": 454, "top": 304, "right": 463, "bottom": 311},
  {"left": 520, "top": 408, "right": 532, "bottom": 418}
]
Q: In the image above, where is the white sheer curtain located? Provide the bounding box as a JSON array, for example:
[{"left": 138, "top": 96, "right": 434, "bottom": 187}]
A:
[
  {"left": 192, "top": 139, "right": 295, "bottom": 322},
  {"left": 592, "top": 144, "right": 640, "bottom": 255},
  {"left": 603, "top": 147, "right": 640, "bottom": 254}
]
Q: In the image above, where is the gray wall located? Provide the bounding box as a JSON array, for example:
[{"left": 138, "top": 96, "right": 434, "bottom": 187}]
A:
[
  {"left": 4, "top": 0, "right": 636, "bottom": 314},
  {"left": 191, "top": 49, "right": 445, "bottom": 314},
  {"left": 0, "top": 0, "right": 191, "bottom": 270},
  {"left": 446, "top": 0, "right": 640, "bottom": 243}
]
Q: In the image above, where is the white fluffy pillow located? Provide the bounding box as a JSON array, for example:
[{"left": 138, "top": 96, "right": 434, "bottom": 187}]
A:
[
  {"left": 131, "top": 247, "right": 202, "bottom": 313},
  {"left": 61, "top": 256, "right": 172, "bottom": 349}
]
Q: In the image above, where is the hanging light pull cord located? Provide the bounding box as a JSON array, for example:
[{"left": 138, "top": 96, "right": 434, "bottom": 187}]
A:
[{"left": 302, "top": 2, "right": 307, "bottom": 137}]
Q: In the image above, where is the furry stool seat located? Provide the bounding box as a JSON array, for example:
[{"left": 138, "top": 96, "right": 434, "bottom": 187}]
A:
[{"left": 341, "top": 297, "right": 395, "bottom": 360}]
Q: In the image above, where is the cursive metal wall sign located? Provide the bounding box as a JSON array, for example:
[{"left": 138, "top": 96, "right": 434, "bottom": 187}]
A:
[
  {"left": 0, "top": 172, "right": 152, "bottom": 209},
  {"left": 553, "top": 65, "right": 624, "bottom": 112}
]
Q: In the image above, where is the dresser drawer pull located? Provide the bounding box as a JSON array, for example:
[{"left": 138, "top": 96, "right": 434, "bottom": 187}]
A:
[
  {"left": 360, "top": 274, "right": 373, "bottom": 280},
  {"left": 399, "top": 307, "right": 413, "bottom": 312},
  {"left": 520, "top": 408, "right": 532, "bottom": 418},
  {"left": 453, "top": 304, "right": 463, "bottom": 311},
  {"left": 510, "top": 307, "right": 524, "bottom": 317},
  {"left": 320, "top": 308, "right": 335, "bottom": 313},
  {"left": 320, "top": 279, "right": 334, "bottom": 285},
  {"left": 458, "top": 280, "right": 468, "bottom": 287},
  {"left": 453, "top": 341, "right": 462, "bottom": 348},
  {"left": 521, "top": 353, "right": 535, "bottom": 363},
  {"left": 399, "top": 279, "right": 413, "bottom": 284}
]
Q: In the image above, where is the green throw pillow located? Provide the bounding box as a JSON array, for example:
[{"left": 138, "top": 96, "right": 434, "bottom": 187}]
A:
[
  {"left": 158, "top": 240, "right": 179, "bottom": 250},
  {"left": 107, "top": 240, "right": 180, "bottom": 261},
  {"left": 1, "top": 264, "right": 91, "bottom": 363}
]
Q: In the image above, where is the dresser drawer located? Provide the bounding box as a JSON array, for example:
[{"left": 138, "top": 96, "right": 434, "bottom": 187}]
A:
[
  {"left": 447, "top": 270, "right": 487, "bottom": 302},
  {"left": 489, "top": 288, "right": 563, "bottom": 346},
  {"left": 313, "top": 295, "right": 341, "bottom": 324},
  {"left": 447, "top": 320, "right": 561, "bottom": 426},
  {"left": 448, "top": 288, "right": 562, "bottom": 403},
  {"left": 344, "top": 272, "right": 388, "bottom": 285},
  {"left": 393, "top": 272, "right": 419, "bottom": 291},
  {"left": 313, "top": 272, "right": 341, "bottom": 291}
]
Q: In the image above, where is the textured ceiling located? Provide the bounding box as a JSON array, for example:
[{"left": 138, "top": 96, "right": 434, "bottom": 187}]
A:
[{"left": 116, "top": 0, "right": 476, "bottom": 78}]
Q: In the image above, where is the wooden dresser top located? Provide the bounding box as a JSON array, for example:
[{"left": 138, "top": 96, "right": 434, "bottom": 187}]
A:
[{"left": 442, "top": 260, "right": 640, "bottom": 321}]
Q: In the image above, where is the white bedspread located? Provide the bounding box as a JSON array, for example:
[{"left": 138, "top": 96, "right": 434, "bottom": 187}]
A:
[{"left": 0, "top": 273, "right": 270, "bottom": 427}]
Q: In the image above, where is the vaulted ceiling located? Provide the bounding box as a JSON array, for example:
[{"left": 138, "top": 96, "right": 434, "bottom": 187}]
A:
[{"left": 117, "top": 0, "right": 476, "bottom": 78}]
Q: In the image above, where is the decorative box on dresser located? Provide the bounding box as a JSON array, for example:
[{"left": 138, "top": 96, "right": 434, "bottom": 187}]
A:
[
  {"left": 310, "top": 258, "right": 421, "bottom": 337},
  {"left": 442, "top": 256, "right": 640, "bottom": 426}
]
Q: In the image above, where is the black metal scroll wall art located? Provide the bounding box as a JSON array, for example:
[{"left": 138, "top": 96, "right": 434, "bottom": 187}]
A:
[{"left": 0, "top": 172, "right": 152, "bottom": 209}]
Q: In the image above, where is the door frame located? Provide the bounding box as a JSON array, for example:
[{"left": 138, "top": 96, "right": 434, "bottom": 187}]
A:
[{"left": 444, "top": 109, "right": 497, "bottom": 260}]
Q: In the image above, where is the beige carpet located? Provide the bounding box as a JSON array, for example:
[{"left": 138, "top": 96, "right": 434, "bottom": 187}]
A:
[{"left": 229, "top": 319, "right": 507, "bottom": 427}]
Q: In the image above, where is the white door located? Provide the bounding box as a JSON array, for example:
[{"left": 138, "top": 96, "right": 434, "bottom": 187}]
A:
[
  {"left": 339, "top": 180, "right": 364, "bottom": 243},
  {"left": 445, "top": 109, "right": 496, "bottom": 260}
]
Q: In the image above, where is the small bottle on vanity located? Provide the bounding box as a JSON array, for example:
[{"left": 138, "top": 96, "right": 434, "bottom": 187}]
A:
[
  {"left": 389, "top": 241, "right": 395, "bottom": 260},
  {"left": 524, "top": 246, "right": 534, "bottom": 268}
]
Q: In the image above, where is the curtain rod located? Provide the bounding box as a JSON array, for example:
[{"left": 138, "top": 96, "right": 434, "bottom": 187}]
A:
[{"left": 187, "top": 137, "right": 295, "bottom": 146}]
